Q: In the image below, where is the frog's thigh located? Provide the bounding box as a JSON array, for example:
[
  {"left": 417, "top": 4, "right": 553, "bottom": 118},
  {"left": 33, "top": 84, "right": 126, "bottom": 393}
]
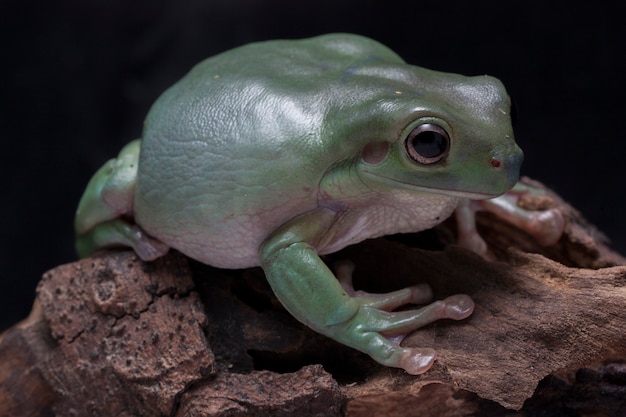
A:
[
  {"left": 75, "top": 139, "right": 169, "bottom": 259},
  {"left": 75, "top": 139, "right": 141, "bottom": 234}
]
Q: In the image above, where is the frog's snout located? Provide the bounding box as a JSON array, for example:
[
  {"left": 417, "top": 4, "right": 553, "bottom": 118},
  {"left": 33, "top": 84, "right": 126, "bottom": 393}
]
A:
[{"left": 493, "top": 149, "right": 523, "bottom": 186}]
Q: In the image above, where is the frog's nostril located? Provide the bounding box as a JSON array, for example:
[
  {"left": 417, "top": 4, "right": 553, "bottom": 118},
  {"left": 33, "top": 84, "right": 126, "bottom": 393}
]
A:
[
  {"left": 509, "top": 152, "right": 523, "bottom": 169},
  {"left": 493, "top": 151, "right": 523, "bottom": 170},
  {"left": 505, "top": 152, "right": 524, "bottom": 183}
]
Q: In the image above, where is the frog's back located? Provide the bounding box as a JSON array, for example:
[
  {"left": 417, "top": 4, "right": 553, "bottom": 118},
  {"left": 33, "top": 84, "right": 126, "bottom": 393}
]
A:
[{"left": 133, "top": 35, "right": 400, "bottom": 267}]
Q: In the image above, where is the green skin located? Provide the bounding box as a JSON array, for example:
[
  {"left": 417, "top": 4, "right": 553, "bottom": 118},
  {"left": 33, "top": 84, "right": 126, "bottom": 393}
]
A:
[{"left": 75, "top": 34, "right": 564, "bottom": 374}]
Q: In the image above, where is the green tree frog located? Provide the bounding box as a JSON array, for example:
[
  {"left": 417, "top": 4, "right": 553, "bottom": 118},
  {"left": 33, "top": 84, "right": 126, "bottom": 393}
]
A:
[{"left": 75, "top": 34, "right": 564, "bottom": 374}]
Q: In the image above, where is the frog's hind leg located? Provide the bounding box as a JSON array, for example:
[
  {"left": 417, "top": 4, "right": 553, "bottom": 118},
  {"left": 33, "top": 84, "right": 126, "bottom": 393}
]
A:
[
  {"left": 76, "top": 220, "right": 169, "bottom": 261},
  {"left": 74, "top": 140, "right": 169, "bottom": 260}
]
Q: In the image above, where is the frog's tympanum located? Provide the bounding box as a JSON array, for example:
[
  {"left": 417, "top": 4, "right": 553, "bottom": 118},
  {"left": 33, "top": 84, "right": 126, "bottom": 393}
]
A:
[{"left": 75, "top": 34, "right": 564, "bottom": 374}]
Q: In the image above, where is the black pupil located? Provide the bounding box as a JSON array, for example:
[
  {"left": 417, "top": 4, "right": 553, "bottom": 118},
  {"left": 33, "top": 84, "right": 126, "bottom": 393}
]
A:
[{"left": 413, "top": 131, "right": 446, "bottom": 158}]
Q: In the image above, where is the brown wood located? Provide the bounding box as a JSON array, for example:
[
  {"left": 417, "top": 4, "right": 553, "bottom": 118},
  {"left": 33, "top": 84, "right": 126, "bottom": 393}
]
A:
[{"left": 1, "top": 177, "right": 625, "bottom": 416}]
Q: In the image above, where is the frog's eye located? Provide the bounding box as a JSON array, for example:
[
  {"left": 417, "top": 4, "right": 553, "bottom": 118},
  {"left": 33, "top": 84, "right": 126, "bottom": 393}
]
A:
[{"left": 404, "top": 123, "right": 450, "bottom": 165}]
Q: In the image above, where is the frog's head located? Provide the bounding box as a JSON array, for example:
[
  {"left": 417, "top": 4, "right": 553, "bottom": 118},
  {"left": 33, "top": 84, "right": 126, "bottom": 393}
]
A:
[{"left": 351, "top": 70, "right": 521, "bottom": 200}]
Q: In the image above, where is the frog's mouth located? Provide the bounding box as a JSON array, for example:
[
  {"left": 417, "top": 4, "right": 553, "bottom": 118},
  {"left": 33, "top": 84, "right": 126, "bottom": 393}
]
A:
[{"left": 360, "top": 171, "right": 505, "bottom": 201}]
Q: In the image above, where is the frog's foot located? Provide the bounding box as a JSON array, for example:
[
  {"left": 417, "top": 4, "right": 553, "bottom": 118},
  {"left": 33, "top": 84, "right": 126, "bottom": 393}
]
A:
[
  {"left": 330, "top": 292, "right": 474, "bottom": 374},
  {"left": 332, "top": 261, "right": 474, "bottom": 374},
  {"left": 76, "top": 219, "right": 170, "bottom": 261},
  {"left": 455, "top": 183, "right": 566, "bottom": 256},
  {"left": 476, "top": 184, "right": 565, "bottom": 246}
]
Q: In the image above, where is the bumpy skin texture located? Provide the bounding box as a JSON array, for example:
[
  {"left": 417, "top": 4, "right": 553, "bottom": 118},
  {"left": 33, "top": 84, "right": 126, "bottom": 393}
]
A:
[{"left": 75, "top": 33, "right": 555, "bottom": 375}]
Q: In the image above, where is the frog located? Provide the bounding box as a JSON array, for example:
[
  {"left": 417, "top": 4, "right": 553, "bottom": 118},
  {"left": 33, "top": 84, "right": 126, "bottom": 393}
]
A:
[{"left": 74, "top": 33, "right": 564, "bottom": 375}]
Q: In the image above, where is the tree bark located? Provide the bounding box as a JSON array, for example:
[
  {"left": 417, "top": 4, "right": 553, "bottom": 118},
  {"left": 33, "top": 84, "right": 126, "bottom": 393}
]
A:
[{"left": 1, "top": 177, "right": 625, "bottom": 416}]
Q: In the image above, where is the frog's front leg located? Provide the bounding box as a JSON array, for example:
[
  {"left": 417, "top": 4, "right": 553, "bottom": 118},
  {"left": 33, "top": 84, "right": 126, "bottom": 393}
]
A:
[
  {"left": 259, "top": 210, "right": 474, "bottom": 374},
  {"left": 455, "top": 182, "right": 566, "bottom": 256},
  {"left": 485, "top": 182, "right": 565, "bottom": 246}
]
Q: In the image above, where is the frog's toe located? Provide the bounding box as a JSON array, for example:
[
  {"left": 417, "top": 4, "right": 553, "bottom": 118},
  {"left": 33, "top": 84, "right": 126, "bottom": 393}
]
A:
[
  {"left": 360, "top": 327, "right": 447, "bottom": 374},
  {"left": 442, "top": 294, "right": 475, "bottom": 320},
  {"left": 398, "top": 347, "right": 437, "bottom": 375},
  {"left": 456, "top": 230, "right": 489, "bottom": 257},
  {"left": 454, "top": 199, "right": 490, "bottom": 258},
  {"left": 524, "top": 208, "right": 565, "bottom": 246},
  {"left": 335, "top": 260, "right": 433, "bottom": 310},
  {"left": 366, "top": 294, "right": 475, "bottom": 337},
  {"left": 356, "top": 330, "right": 437, "bottom": 374},
  {"left": 358, "top": 284, "right": 435, "bottom": 311}
]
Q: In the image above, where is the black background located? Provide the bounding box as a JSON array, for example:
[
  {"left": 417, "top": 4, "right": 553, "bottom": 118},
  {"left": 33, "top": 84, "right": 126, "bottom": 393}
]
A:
[{"left": 2, "top": 0, "right": 625, "bottom": 332}]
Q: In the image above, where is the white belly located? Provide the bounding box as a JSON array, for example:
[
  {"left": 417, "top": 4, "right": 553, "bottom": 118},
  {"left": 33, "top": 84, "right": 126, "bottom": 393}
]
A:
[{"left": 318, "top": 190, "right": 460, "bottom": 255}]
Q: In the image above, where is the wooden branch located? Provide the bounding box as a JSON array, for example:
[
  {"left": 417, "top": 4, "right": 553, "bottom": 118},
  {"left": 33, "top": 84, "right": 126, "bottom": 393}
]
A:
[
  {"left": 1, "top": 178, "right": 625, "bottom": 416},
  {"left": 340, "top": 241, "right": 626, "bottom": 411}
]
